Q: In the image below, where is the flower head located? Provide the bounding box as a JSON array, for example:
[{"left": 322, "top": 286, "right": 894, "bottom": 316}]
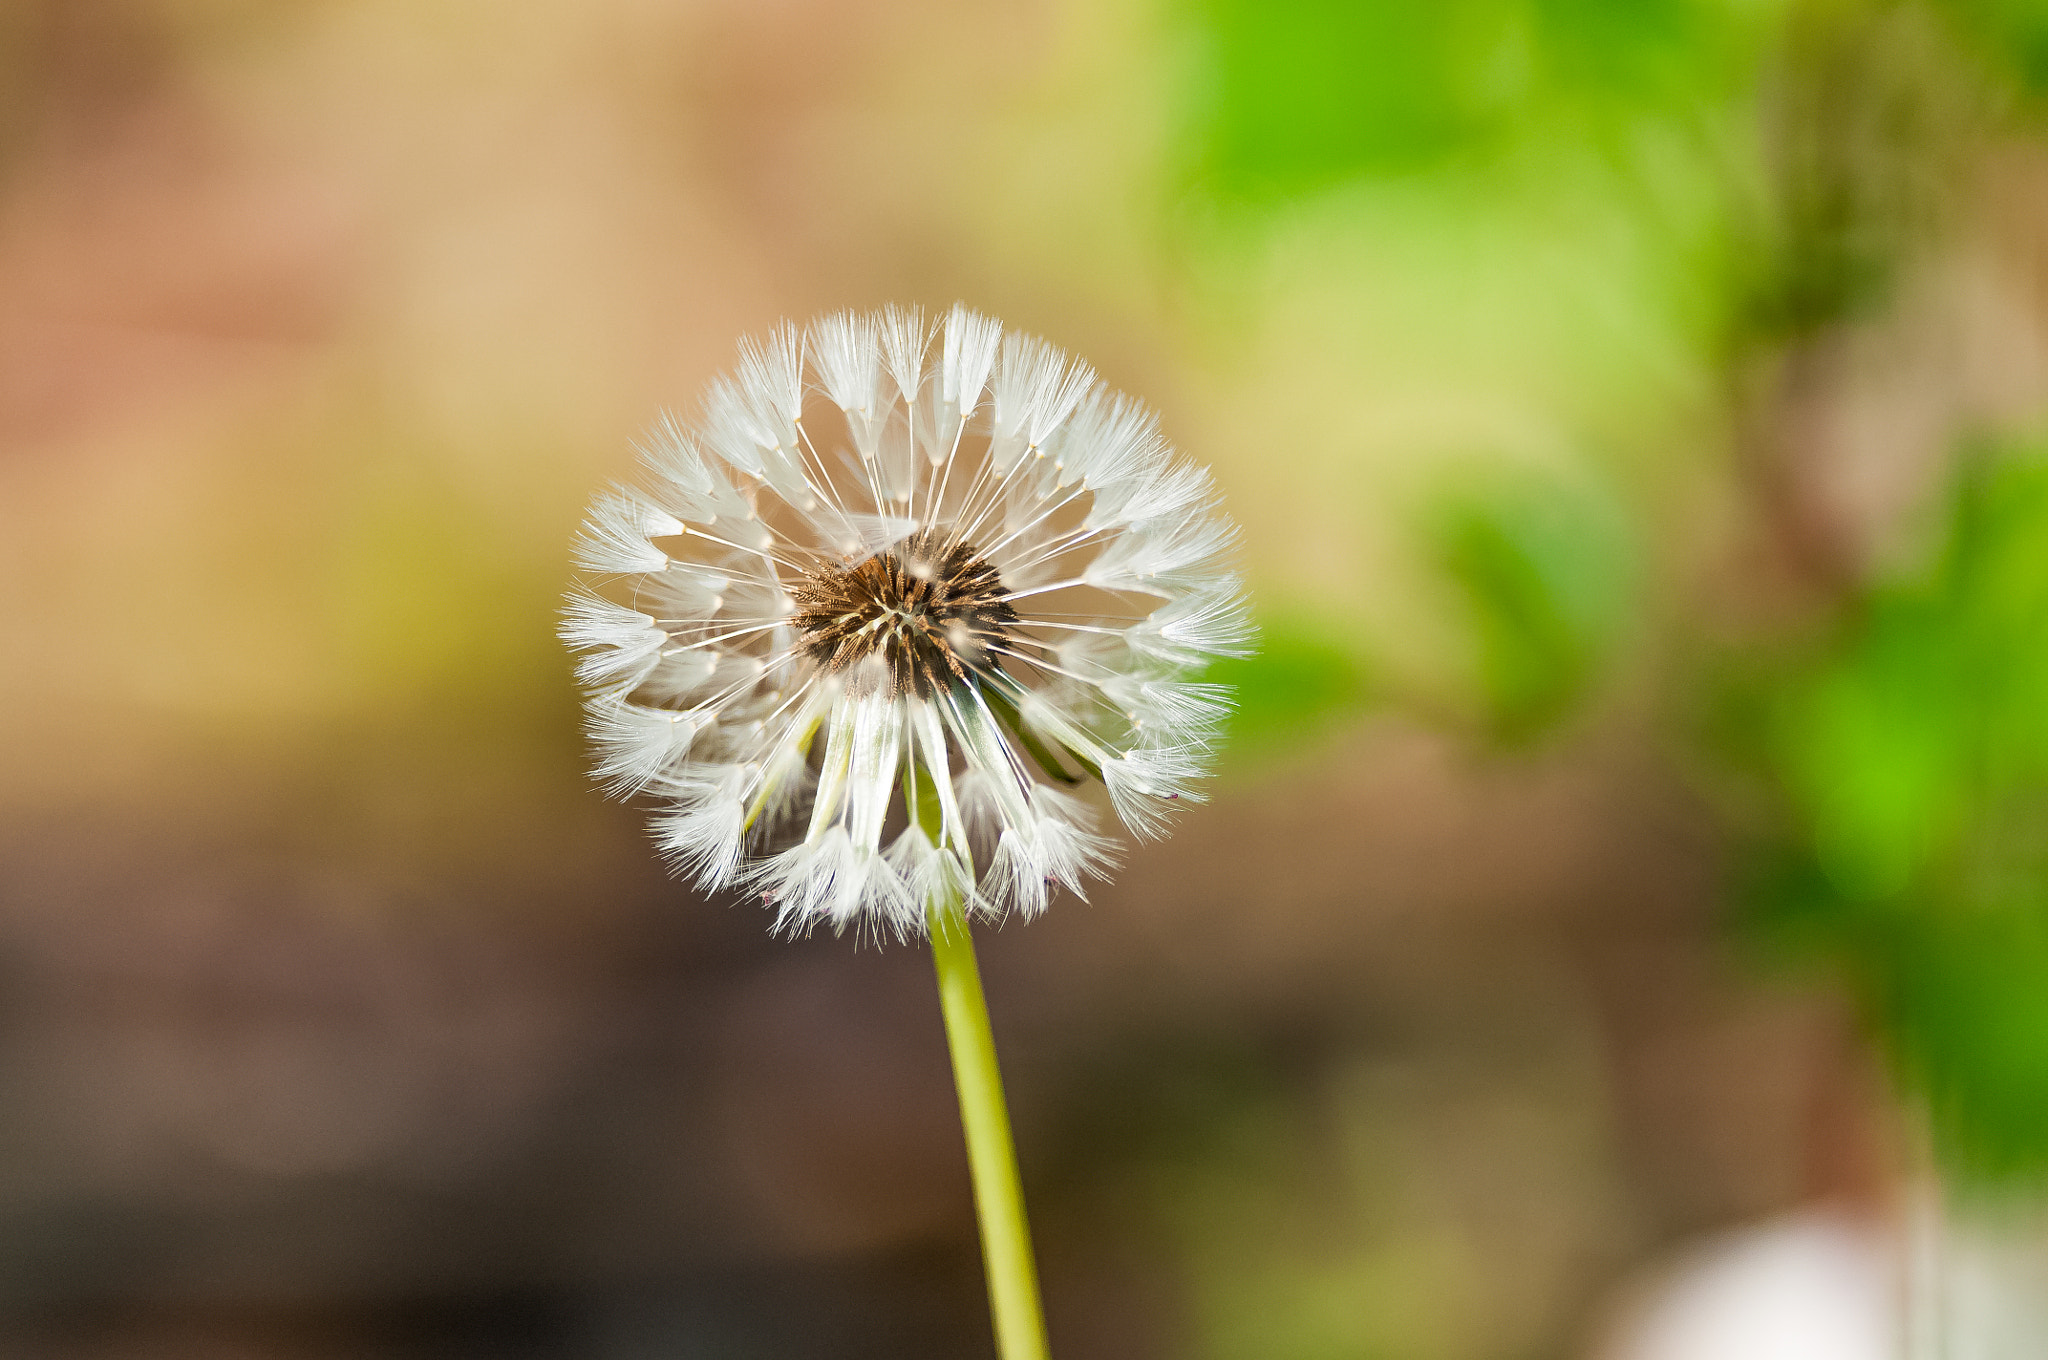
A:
[{"left": 564, "top": 305, "right": 1251, "bottom": 936}]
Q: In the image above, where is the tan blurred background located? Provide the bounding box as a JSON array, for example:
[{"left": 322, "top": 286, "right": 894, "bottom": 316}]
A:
[{"left": 6, "top": 0, "right": 2048, "bottom": 1357}]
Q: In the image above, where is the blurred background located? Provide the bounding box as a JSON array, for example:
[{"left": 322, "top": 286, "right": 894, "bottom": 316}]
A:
[{"left": 8, "top": 0, "right": 2048, "bottom": 1356}]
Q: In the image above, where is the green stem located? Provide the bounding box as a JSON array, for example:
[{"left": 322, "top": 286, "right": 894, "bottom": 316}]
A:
[{"left": 928, "top": 894, "right": 1051, "bottom": 1360}]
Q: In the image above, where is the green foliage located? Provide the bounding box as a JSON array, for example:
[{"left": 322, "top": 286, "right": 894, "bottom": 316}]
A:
[
  {"left": 1206, "top": 617, "right": 1375, "bottom": 760},
  {"left": 1188, "top": 1, "right": 1519, "bottom": 193},
  {"left": 1935, "top": 0, "right": 2048, "bottom": 95},
  {"left": 1184, "top": 0, "right": 1752, "bottom": 200},
  {"left": 1885, "top": 911, "right": 2048, "bottom": 1180},
  {"left": 1723, "top": 2, "right": 1980, "bottom": 347},
  {"left": 1176, "top": 0, "right": 2048, "bottom": 1184},
  {"left": 1747, "top": 446, "right": 2048, "bottom": 1180},
  {"left": 1429, "top": 467, "right": 1637, "bottom": 745}
]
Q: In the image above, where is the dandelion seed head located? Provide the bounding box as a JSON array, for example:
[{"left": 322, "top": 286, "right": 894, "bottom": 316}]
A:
[{"left": 563, "top": 305, "right": 1252, "bottom": 935}]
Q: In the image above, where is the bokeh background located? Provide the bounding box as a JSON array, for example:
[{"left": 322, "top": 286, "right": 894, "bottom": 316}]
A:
[{"left": 8, "top": 0, "right": 2048, "bottom": 1355}]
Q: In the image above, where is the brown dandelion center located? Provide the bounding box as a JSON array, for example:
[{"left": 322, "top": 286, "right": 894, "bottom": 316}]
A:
[{"left": 791, "top": 529, "right": 1021, "bottom": 698}]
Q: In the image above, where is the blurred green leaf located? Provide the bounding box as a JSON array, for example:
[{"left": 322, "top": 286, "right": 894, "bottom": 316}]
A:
[
  {"left": 1429, "top": 467, "right": 1636, "bottom": 746},
  {"left": 1935, "top": 0, "right": 2048, "bottom": 95},
  {"left": 1743, "top": 443, "right": 2048, "bottom": 1180},
  {"left": 1885, "top": 909, "right": 2048, "bottom": 1181},
  {"left": 1206, "top": 617, "right": 1374, "bottom": 760},
  {"left": 1184, "top": 0, "right": 1754, "bottom": 200},
  {"left": 1778, "top": 610, "right": 1973, "bottom": 900},
  {"left": 1189, "top": 1, "right": 1522, "bottom": 193}
]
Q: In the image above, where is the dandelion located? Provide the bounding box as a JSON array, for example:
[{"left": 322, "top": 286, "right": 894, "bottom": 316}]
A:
[
  {"left": 565, "top": 304, "right": 1250, "bottom": 935},
  {"left": 563, "top": 305, "right": 1250, "bottom": 1359}
]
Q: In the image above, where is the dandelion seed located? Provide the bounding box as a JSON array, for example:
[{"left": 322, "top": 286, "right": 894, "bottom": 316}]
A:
[{"left": 563, "top": 305, "right": 1251, "bottom": 937}]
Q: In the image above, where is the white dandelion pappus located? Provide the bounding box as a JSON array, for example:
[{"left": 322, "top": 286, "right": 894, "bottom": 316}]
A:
[{"left": 563, "top": 306, "right": 1252, "bottom": 937}]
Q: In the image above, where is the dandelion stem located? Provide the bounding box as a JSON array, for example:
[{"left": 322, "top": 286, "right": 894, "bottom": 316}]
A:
[{"left": 927, "top": 893, "right": 1051, "bottom": 1360}]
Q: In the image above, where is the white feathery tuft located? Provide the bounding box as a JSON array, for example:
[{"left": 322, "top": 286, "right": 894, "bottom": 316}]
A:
[
  {"left": 877, "top": 305, "right": 929, "bottom": 404},
  {"left": 588, "top": 698, "right": 705, "bottom": 795},
  {"left": 639, "top": 417, "right": 752, "bottom": 523},
  {"left": 940, "top": 306, "right": 1002, "bottom": 412},
  {"left": 574, "top": 488, "right": 678, "bottom": 575}
]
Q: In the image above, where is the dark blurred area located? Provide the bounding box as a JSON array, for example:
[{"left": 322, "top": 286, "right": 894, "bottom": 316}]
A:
[{"left": 7, "top": 0, "right": 2048, "bottom": 1356}]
